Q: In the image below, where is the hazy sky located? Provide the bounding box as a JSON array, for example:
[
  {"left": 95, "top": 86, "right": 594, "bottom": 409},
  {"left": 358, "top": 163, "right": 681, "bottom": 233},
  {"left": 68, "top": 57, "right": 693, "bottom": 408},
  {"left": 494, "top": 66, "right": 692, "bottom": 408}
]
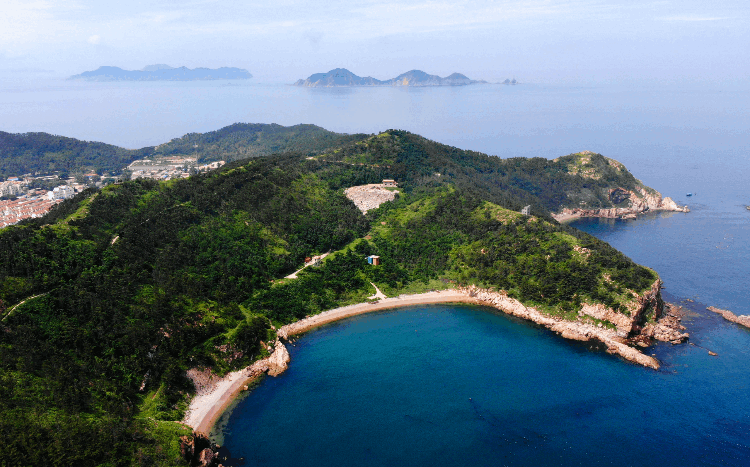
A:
[{"left": 1, "top": 0, "right": 748, "bottom": 83}]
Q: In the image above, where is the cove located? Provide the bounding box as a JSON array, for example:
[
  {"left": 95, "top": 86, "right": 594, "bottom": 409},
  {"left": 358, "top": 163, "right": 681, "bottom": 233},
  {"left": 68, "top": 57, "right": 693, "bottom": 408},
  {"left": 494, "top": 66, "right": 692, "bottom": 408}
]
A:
[{"left": 218, "top": 303, "right": 750, "bottom": 466}]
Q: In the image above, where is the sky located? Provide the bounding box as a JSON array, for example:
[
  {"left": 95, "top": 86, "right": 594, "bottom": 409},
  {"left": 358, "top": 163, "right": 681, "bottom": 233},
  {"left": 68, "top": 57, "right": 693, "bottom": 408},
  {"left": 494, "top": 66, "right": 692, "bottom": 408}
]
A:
[{"left": 1, "top": 0, "right": 748, "bottom": 84}]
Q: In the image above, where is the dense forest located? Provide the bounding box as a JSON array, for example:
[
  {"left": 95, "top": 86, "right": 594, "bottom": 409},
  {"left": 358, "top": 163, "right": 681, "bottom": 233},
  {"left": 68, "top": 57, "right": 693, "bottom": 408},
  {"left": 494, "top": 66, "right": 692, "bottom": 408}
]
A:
[
  {"left": 313, "top": 130, "right": 647, "bottom": 213},
  {"left": 1, "top": 124, "right": 651, "bottom": 215},
  {"left": 0, "top": 130, "right": 660, "bottom": 466}
]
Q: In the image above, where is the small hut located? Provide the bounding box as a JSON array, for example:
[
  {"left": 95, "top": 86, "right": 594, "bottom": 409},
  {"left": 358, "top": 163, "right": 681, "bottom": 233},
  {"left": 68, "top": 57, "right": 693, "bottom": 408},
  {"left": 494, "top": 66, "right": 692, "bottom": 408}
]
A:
[
  {"left": 366, "top": 255, "right": 381, "bottom": 266},
  {"left": 382, "top": 179, "right": 398, "bottom": 187}
]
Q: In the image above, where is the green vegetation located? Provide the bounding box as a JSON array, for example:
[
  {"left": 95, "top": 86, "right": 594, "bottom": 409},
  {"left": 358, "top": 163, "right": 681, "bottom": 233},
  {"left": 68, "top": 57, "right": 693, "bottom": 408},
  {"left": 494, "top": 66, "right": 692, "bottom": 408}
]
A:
[
  {"left": 316, "top": 132, "right": 650, "bottom": 213},
  {"left": 0, "top": 131, "right": 150, "bottom": 179},
  {"left": 0, "top": 129, "right": 660, "bottom": 466},
  {"left": 153, "top": 123, "right": 368, "bottom": 164},
  {"left": 0, "top": 123, "right": 366, "bottom": 179}
]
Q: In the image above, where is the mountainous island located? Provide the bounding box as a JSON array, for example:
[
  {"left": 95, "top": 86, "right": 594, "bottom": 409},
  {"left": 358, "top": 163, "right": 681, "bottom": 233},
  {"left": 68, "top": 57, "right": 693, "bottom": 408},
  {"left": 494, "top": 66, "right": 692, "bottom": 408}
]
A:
[
  {"left": 293, "top": 68, "right": 487, "bottom": 87},
  {"left": 68, "top": 64, "right": 253, "bottom": 81},
  {"left": 0, "top": 124, "right": 690, "bottom": 465}
]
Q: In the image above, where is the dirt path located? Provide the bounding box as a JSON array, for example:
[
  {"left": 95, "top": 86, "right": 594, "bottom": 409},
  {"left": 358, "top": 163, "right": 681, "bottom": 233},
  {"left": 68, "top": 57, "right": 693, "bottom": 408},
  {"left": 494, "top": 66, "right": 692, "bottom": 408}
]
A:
[
  {"left": 368, "top": 282, "right": 387, "bottom": 300},
  {"left": 2, "top": 292, "right": 48, "bottom": 322},
  {"left": 285, "top": 252, "right": 330, "bottom": 279}
]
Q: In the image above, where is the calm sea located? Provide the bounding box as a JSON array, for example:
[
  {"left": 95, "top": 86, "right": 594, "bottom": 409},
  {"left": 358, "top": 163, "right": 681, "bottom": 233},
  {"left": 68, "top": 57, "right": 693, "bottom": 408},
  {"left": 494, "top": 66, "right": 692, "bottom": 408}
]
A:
[
  {"left": 2, "top": 78, "right": 748, "bottom": 465},
  {"left": 218, "top": 304, "right": 750, "bottom": 467}
]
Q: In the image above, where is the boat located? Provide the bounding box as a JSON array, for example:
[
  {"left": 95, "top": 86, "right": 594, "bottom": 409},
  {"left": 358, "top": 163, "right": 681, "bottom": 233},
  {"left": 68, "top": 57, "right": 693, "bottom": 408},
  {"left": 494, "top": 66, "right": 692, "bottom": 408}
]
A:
[{"left": 686, "top": 193, "right": 693, "bottom": 197}]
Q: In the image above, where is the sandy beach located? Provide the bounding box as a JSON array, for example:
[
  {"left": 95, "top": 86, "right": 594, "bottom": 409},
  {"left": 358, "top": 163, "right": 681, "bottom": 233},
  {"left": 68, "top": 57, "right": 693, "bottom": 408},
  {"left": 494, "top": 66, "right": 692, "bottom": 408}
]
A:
[
  {"left": 277, "top": 289, "right": 477, "bottom": 339},
  {"left": 183, "top": 290, "right": 477, "bottom": 435},
  {"left": 183, "top": 287, "right": 662, "bottom": 435},
  {"left": 184, "top": 359, "right": 269, "bottom": 436},
  {"left": 551, "top": 212, "right": 582, "bottom": 223}
]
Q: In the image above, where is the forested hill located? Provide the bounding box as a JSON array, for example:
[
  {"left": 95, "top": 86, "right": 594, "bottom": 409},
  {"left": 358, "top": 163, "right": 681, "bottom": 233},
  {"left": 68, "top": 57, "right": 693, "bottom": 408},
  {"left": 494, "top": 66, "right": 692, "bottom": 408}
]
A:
[
  {"left": 313, "top": 130, "right": 652, "bottom": 214},
  {"left": 0, "top": 124, "right": 367, "bottom": 179},
  {"left": 0, "top": 130, "right": 665, "bottom": 465},
  {"left": 0, "top": 131, "right": 151, "bottom": 179},
  {"left": 152, "top": 123, "right": 368, "bottom": 163}
]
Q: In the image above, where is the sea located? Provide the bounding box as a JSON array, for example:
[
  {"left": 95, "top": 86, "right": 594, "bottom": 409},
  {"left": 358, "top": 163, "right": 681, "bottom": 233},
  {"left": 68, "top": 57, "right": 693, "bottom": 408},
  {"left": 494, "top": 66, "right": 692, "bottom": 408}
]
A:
[{"left": 2, "top": 77, "right": 748, "bottom": 465}]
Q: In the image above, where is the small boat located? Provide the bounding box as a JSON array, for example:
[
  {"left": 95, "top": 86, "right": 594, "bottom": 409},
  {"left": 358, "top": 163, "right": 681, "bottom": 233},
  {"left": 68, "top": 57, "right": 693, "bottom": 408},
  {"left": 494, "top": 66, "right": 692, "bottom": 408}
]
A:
[{"left": 686, "top": 193, "right": 693, "bottom": 197}]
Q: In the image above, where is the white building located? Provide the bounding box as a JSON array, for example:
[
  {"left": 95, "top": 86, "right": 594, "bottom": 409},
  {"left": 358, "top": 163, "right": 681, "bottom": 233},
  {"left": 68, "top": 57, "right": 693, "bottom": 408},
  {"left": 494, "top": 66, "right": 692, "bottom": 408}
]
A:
[{"left": 47, "top": 185, "right": 76, "bottom": 200}]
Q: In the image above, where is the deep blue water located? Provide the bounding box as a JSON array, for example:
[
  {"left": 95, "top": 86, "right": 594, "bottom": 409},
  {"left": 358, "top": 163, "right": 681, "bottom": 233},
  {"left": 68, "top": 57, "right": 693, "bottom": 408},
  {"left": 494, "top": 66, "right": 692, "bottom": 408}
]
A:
[
  {"left": 218, "top": 304, "right": 750, "bottom": 466},
  {"left": 2, "top": 78, "right": 749, "bottom": 465}
]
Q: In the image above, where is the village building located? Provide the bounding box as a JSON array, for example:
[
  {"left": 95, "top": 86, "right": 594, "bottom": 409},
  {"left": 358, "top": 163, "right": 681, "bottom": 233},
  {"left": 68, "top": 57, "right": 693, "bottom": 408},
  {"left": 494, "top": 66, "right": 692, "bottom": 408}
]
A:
[
  {"left": 367, "top": 255, "right": 381, "bottom": 266},
  {"left": 382, "top": 179, "right": 398, "bottom": 187}
]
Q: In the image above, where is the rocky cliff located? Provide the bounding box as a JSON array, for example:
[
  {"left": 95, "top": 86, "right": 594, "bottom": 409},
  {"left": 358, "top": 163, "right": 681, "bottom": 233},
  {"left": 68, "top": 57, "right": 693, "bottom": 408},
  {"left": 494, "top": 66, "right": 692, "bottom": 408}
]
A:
[
  {"left": 180, "top": 434, "right": 223, "bottom": 467},
  {"left": 556, "top": 186, "right": 689, "bottom": 220},
  {"left": 462, "top": 279, "right": 687, "bottom": 369},
  {"left": 552, "top": 151, "right": 690, "bottom": 220}
]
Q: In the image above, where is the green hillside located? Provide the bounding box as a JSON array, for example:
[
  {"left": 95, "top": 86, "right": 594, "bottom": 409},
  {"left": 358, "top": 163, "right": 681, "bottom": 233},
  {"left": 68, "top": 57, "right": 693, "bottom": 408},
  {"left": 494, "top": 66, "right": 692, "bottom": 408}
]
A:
[
  {"left": 0, "top": 130, "right": 661, "bottom": 466},
  {"left": 313, "top": 131, "right": 652, "bottom": 213},
  {"left": 0, "top": 124, "right": 366, "bottom": 179}
]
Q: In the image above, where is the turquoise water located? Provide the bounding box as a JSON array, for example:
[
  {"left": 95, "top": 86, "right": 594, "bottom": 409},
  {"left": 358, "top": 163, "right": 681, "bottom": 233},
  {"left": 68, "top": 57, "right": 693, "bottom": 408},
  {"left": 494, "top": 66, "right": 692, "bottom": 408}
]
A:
[{"left": 219, "top": 304, "right": 750, "bottom": 466}]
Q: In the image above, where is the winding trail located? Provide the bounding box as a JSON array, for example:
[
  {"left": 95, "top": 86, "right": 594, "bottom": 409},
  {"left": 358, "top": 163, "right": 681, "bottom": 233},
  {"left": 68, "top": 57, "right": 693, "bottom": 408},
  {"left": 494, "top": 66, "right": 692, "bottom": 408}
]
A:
[
  {"left": 2, "top": 292, "right": 48, "bottom": 322},
  {"left": 284, "top": 252, "right": 330, "bottom": 279}
]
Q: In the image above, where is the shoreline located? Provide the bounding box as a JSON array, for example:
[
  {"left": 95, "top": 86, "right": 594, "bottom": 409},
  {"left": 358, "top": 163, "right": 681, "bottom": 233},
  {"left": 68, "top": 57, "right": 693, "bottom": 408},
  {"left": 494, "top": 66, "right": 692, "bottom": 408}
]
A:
[
  {"left": 183, "top": 290, "right": 474, "bottom": 436},
  {"left": 183, "top": 288, "right": 664, "bottom": 436},
  {"left": 552, "top": 204, "right": 689, "bottom": 223}
]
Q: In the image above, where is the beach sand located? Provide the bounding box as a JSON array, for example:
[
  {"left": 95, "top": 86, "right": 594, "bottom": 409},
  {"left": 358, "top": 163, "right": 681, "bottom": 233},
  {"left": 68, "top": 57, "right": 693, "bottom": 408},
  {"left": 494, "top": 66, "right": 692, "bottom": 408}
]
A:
[
  {"left": 552, "top": 212, "right": 582, "bottom": 223},
  {"left": 183, "top": 290, "right": 477, "bottom": 435}
]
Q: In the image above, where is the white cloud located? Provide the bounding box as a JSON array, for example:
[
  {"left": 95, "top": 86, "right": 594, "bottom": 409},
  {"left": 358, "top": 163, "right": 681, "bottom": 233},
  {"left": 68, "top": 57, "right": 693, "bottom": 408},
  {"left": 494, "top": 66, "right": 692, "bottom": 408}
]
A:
[{"left": 87, "top": 34, "right": 101, "bottom": 45}]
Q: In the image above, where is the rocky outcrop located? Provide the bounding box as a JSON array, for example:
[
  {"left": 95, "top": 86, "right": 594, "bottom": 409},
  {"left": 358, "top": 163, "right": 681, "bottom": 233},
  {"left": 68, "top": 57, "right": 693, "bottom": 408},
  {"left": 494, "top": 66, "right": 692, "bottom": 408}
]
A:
[
  {"left": 267, "top": 339, "right": 291, "bottom": 376},
  {"left": 629, "top": 279, "right": 665, "bottom": 332},
  {"left": 461, "top": 286, "right": 662, "bottom": 369},
  {"left": 577, "top": 279, "right": 663, "bottom": 336},
  {"left": 555, "top": 187, "right": 689, "bottom": 220},
  {"left": 707, "top": 306, "right": 750, "bottom": 329},
  {"left": 344, "top": 184, "right": 399, "bottom": 213},
  {"left": 180, "top": 434, "right": 223, "bottom": 467}
]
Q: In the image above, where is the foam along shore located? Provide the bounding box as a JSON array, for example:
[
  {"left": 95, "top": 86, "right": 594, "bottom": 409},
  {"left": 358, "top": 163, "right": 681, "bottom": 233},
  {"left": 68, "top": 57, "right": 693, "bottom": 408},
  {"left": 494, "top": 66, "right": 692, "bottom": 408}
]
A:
[{"left": 183, "top": 288, "right": 663, "bottom": 435}]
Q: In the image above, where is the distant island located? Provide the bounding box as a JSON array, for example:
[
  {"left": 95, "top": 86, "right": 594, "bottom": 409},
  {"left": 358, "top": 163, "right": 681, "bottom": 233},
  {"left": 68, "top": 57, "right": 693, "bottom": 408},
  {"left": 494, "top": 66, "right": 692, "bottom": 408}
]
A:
[
  {"left": 68, "top": 64, "right": 253, "bottom": 81},
  {"left": 293, "top": 68, "right": 488, "bottom": 87}
]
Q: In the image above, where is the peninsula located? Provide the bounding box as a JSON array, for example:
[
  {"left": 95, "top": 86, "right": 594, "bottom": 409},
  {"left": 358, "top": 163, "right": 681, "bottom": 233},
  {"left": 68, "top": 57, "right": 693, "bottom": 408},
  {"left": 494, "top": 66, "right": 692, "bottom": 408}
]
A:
[
  {"left": 550, "top": 151, "right": 690, "bottom": 221},
  {"left": 293, "top": 68, "right": 487, "bottom": 87},
  {"left": 68, "top": 64, "right": 252, "bottom": 81}
]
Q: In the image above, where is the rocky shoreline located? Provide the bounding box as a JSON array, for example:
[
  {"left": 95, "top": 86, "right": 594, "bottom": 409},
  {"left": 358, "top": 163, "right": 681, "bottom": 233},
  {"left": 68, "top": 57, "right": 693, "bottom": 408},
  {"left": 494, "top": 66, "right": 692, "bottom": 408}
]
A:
[
  {"left": 458, "top": 282, "right": 688, "bottom": 370},
  {"left": 553, "top": 187, "right": 690, "bottom": 222},
  {"left": 707, "top": 306, "right": 750, "bottom": 329},
  {"left": 183, "top": 285, "right": 689, "bottom": 440}
]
